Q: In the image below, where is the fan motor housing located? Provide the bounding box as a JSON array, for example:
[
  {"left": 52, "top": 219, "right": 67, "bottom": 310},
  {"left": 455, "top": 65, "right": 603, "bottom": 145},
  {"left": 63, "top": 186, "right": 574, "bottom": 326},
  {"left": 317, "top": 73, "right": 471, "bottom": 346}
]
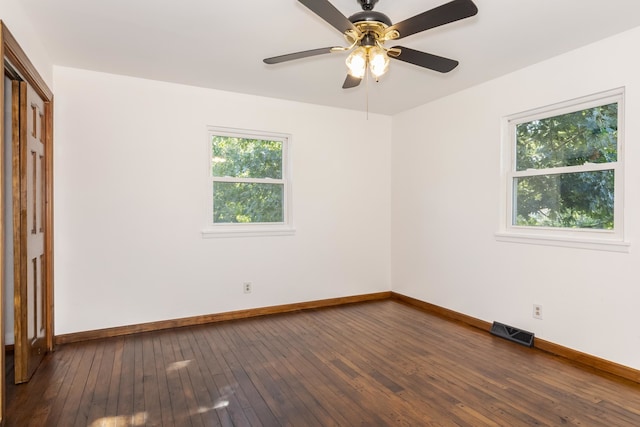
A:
[{"left": 348, "top": 11, "right": 392, "bottom": 26}]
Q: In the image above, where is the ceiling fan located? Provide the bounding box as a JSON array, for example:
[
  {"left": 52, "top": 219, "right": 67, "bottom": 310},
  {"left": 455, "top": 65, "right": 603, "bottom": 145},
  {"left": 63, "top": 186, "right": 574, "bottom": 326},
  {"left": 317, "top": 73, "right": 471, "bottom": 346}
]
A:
[{"left": 263, "top": 0, "right": 478, "bottom": 89}]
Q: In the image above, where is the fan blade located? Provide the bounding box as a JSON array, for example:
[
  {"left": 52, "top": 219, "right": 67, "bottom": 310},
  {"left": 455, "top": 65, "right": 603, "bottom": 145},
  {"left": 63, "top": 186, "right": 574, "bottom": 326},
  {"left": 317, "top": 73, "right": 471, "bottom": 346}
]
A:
[
  {"left": 263, "top": 47, "right": 335, "bottom": 64},
  {"left": 385, "top": 0, "right": 477, "bottom": 40},
  {"left": 390, "top": 46, "right": 459, "bottom": 73},
  {"left": 342, "top": 74, "right": 362, "bottom": 89},
  {"left": 298, "top": 0, "right": 358, "bottom": 34}
]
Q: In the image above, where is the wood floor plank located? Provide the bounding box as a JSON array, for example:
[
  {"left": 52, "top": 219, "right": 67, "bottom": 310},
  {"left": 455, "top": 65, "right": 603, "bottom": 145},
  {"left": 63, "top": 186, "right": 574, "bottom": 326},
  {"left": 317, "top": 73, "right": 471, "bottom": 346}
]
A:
[
  {"left": 175, "top": 328, "right": 220, "bottom": 426},
  {"left": 131, "top": 336, "right": 146, "bottom": 423},
  {"left": 53, "top": 342, "right": 99, "bottom": 426},
  {"left": 185, "top": 327, "right": 239, "bottom": 427},
  {"left": 103, "top": 337, "right": 124, "bottom": 421},
  {"left": 218, "top": 322, "right": 310, "bottom": 424},
  {"left": 151, "top": 332, "right": 176, "bottom": 426},
  {"left": 140, "top": 333, "right": 162, "bottom": 426},
  {"left": 291, "top": 309, "right": 439, "bottom": 424},
  {"left": 72, "top": 340, "right": 106, "bottom": 427},
  {"left": 160, "top": 331, "right": 193, "bottom": 427},
  {"left": 5, "top": 300, "right": 640, "bottom": 426},
  {"left": 84, "top": 338, "right": 116, "bottom": 425},
  {"left": 115, "top": 335, "right": 135, "bottom": 421},
  {"left": 268, "top": 313, "right": 394, "bottom": 425},
  {"left": 208, "top": 326, "right": 278, "bottom": 426},
  {"left": 255, "top": 317, "right": 359, "bottom": 426},
  {"left": 243, "top": 318, "right": 340, "bottom": 426}
]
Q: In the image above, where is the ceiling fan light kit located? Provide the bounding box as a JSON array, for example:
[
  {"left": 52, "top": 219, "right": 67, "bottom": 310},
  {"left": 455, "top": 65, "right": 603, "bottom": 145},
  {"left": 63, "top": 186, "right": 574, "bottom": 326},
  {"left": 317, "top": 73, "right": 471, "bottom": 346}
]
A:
[
  {"left": 264, "top": 0, "right": 478, "bottom": 89},
  {"left": 346, "top": 45, "right": 389, "bottom": 80}
]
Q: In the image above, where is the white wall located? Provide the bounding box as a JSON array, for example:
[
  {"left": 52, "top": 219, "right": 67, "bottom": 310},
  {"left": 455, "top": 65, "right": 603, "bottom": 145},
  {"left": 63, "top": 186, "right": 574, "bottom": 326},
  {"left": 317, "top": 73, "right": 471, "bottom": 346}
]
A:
[
  {"left": 391, "top": 27, "right": 640, "bottom": 370},
  {"left": 53, "top": 66, "right": 392, "bottom": 335}
]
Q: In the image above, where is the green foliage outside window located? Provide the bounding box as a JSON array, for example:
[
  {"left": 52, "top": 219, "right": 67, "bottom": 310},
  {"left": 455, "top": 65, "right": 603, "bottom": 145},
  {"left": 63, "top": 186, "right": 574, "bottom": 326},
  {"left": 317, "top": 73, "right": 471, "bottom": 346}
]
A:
[
  {"left": 514, "top": 103, "right": 617, "bottom": 229},
  {"left": 211, "top": 136, "right": 282, "bottom": 179},
  {"left": 211, "top": 136, "right": 285, "bottom": 224}
]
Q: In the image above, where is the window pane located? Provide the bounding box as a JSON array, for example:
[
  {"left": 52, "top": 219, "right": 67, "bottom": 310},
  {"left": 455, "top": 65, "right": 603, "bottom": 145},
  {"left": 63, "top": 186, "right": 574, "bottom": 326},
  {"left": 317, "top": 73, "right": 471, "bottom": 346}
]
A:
[
  {"left": 213, "top": 182, "right": 284, "bottom": 223},
  {"left": 515, "top": 103, "right": 617, "bottom": 171},
  {"left": 211, "top": 136, "right": 282, "bottom": 179},
  {"left": 514, "top": 170, "right": 614, "bottom": 229}
]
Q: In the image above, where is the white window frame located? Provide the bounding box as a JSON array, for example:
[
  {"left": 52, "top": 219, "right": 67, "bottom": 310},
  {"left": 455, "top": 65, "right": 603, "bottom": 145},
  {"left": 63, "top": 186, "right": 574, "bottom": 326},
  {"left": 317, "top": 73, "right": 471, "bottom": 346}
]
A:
[
  {"left": 201, "top": 126, "right": 294, "bottom": 238},
  {"left": 496, "top": 88, "right": 629, "bottom": 252}
]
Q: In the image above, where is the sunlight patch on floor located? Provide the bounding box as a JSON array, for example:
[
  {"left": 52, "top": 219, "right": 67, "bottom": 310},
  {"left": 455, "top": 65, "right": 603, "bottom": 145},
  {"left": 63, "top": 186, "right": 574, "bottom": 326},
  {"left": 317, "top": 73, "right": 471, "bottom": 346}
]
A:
[
  {"left": 89, "top": 411, "right": 148, "bottom": 427},
  {"left": 166, "top": 359, "right": 192, "bottom": 372}
]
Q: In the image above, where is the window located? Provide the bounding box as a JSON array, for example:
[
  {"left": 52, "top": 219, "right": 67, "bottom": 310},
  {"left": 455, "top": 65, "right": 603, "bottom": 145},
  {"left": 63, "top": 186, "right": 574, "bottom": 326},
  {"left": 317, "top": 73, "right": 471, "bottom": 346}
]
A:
[
  {"left": 497, "top": 89, "right": 628, "bottom": 251},
  {"left": 202, "top": 127, "right": 293, "bottom": 237}
]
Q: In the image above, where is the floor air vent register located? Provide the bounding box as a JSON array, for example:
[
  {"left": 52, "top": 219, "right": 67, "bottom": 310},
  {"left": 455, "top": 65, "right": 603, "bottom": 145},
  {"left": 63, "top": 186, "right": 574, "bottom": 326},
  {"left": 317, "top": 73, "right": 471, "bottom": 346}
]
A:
[{"left": 490, "top": 321, "right": 535, "bottom": 347}]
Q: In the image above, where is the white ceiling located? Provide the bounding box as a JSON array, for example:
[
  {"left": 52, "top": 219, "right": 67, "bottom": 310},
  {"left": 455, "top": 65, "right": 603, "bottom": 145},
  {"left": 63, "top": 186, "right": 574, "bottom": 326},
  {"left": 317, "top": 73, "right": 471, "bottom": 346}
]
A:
[{"left": 17, "top": 0, "right": 640, "bottom": 115}]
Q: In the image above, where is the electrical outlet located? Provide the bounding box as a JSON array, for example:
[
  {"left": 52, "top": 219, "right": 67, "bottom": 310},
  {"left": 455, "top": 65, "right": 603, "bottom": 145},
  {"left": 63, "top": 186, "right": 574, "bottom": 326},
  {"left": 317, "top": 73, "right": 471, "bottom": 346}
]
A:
[
  {"left": 533, "top": 304, "right": 542, "bottom": 320},
  {"left": 243, "top": 282, "right": 252, "bottom": 294}
]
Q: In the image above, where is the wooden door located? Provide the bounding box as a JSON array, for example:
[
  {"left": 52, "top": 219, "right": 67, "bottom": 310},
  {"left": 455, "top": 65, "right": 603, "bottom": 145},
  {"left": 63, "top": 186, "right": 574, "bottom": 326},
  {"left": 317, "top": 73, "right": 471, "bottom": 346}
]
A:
[{"left": 13, "top": 80, "right": 47, "bottom": 383}]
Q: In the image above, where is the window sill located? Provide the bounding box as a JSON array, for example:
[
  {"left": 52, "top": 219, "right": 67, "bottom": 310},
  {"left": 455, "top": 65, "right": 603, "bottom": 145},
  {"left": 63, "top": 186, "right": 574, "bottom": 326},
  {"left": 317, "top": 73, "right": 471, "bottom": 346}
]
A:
[
  {"left": 202, "top": 225, "right": 296, "bottom": 238},
  {"left": 494, "top": 232, "right": 630, "bottom": 253}
]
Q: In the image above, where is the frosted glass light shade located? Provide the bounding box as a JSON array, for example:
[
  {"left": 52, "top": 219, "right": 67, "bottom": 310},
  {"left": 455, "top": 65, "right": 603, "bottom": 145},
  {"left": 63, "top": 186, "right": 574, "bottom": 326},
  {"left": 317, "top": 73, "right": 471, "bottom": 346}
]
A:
[
  {"left": 369, "top": 46, "right": 389, "bottom": 78},
  {"left": 346, "top": 47, "right": 367, "bottom": 78}
]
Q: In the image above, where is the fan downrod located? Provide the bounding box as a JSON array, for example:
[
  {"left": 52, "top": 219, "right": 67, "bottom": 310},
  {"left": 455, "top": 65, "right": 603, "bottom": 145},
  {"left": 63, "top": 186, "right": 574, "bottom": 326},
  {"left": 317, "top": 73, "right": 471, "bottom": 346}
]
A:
[{"left": 358, "top": 0, "right": 379, "bottom": 11}]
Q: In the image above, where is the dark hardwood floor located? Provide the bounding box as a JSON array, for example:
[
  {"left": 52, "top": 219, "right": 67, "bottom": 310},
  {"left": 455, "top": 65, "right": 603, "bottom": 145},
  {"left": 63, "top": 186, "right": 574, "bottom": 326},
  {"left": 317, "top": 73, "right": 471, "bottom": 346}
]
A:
[{"left": 5, "top": 300, "right": 640, "bottom": 426}]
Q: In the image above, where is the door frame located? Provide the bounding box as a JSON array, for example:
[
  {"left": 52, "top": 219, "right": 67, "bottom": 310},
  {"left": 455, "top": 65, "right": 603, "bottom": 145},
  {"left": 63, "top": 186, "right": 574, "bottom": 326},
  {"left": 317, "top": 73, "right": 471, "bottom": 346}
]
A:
[{"left": 0, "top": 21, "right": 54, "bottom": 423}]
